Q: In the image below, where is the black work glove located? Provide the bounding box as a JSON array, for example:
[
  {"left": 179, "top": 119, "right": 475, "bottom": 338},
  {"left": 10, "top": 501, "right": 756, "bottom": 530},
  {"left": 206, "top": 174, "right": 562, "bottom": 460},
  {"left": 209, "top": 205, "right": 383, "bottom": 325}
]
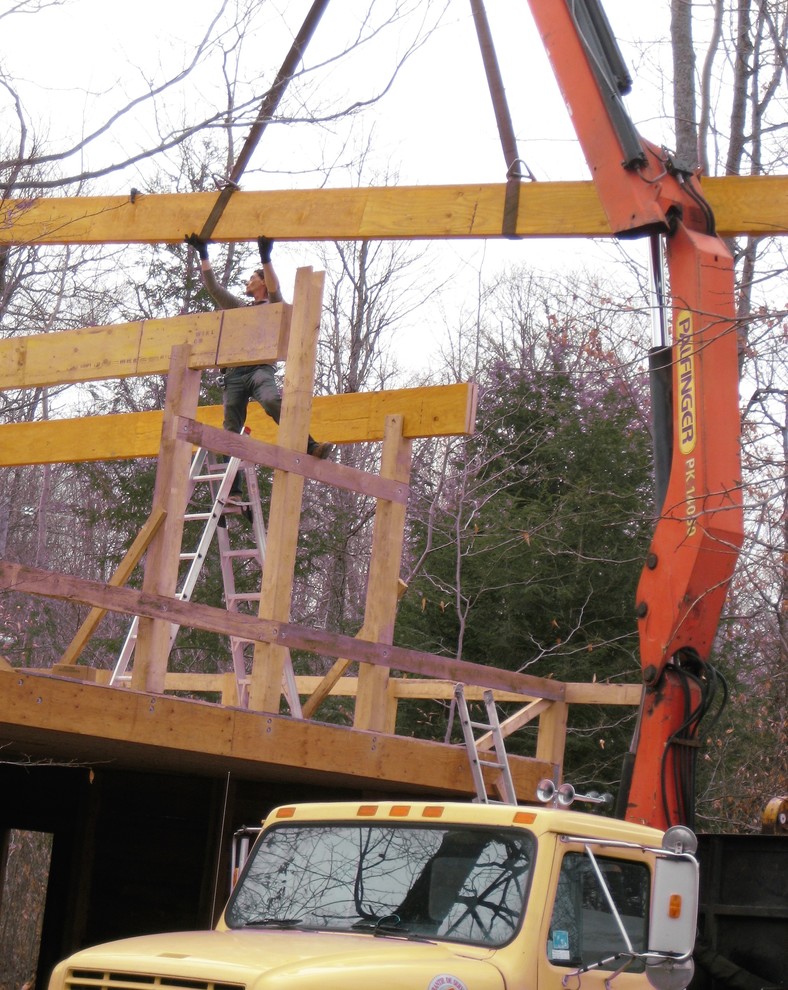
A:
[
  {"left": 258, "top": 235, "right": 274, "bottom": 265},
  {"left": 185, "top": 232, "right": 209, "bottom": 260}
]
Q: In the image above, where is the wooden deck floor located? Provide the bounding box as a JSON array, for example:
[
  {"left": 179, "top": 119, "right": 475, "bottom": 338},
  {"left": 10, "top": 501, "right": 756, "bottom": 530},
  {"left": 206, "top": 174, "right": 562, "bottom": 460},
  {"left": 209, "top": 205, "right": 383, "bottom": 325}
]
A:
[{"left": 0, "top": 668, "right": 554, "bottom": 799}]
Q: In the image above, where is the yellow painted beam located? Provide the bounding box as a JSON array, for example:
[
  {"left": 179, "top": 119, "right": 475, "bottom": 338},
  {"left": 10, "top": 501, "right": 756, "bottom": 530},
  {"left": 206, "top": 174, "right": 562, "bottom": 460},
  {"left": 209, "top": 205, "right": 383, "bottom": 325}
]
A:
[
  {"left": 0, "top": 176, "right": 783, "bottom": 245},
  {"left": 0, "top": 382, "right": 478, "bottom": 467},
  {"left": 0, "top": 305, "right": 289, "bottom": 390}
]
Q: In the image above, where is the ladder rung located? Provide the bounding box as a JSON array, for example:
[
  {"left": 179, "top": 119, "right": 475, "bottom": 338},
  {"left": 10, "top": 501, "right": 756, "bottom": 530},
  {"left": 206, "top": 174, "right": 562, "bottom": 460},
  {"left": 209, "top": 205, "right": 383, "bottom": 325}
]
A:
[
  {"left": 184, "top": 512, "right": 215, "bottom": 521},
  {"left": 478, "top": 758, "right": 506, "bottom": 771},
  {"left": 193, "top": 471, "right": 229, "bottom": 482},
  {"left": 223, "top": 549, "right": 259, "bottom": 559},
  {"left": 228, "top": 593, "right": 261, "bottom": 602}
]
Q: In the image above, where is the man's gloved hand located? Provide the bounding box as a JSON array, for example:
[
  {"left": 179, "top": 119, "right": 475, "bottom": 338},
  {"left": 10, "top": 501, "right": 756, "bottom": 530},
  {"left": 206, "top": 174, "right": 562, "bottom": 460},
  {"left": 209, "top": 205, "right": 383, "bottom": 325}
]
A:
[
  {"left": 185, "top": 232, "right": 209, "bottom": 260},
  {"left": 258, "top": 235, "right": 274, "bottom": 265}
]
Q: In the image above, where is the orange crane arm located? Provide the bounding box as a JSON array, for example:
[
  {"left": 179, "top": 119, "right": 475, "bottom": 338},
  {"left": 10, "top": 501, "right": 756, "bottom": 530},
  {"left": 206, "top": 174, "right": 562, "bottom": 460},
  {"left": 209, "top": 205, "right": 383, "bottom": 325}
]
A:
[{"left": 526, "top": 0, "right": 744, "bottom": 829}]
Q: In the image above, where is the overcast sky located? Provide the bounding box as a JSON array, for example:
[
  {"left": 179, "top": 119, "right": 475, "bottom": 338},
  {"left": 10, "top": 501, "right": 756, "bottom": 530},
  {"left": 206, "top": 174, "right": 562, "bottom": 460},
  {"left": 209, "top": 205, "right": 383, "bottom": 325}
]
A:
[
  {"left": 1, "top": 0, "right": 677, "bottom": 371},
  {"left": 2, "top": 0, "right": 674, "bottom": 191}
]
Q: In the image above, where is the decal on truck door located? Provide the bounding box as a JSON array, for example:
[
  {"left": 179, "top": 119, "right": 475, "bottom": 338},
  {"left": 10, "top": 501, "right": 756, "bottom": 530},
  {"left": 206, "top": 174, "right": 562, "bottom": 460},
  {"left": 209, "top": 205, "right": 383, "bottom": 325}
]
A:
[{"left": 428, "top": 976, "right": 467, "bottom": 990}]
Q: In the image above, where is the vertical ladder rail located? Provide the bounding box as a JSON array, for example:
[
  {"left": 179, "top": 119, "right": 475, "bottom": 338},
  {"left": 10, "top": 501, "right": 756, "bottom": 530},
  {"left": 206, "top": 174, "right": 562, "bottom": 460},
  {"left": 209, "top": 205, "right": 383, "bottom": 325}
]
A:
[
  {"left": 109, "top": 449, "right": 243, "bottom": 686},
  {"left": 453, "top": 683, "right": 517, "bottom": 805}
]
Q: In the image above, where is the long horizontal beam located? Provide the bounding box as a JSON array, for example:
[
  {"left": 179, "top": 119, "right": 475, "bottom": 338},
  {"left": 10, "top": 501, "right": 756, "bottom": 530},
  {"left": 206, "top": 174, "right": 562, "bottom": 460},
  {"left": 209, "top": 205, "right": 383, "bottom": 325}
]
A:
[
  {"left": 294, "top": 675, "right": 642, "bottom": 705},
  {"left": 0, "top": 559, "right": 567, "bottom": 702},
  {"left": 0, "top": 305, "right": 290, "bottom": 389},
  {"left": 0, "top": 669, "right": 552, "bottom": 796},
  {"left": 0, "top": 177, "right": 784, "bottom": 245},
  {"left": 179, "top": 417, "right": 409, "bottom": 502},
  {"left": 0, "top": 382, "right": 477, "bottom": 466}
]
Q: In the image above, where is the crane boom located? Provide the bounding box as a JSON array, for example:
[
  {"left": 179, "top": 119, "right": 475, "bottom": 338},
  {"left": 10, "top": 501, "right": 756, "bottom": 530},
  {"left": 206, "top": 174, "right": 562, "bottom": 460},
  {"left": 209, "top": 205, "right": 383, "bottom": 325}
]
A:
[{"left": 526, "top": 0, "right": 744, "bottom": 829}]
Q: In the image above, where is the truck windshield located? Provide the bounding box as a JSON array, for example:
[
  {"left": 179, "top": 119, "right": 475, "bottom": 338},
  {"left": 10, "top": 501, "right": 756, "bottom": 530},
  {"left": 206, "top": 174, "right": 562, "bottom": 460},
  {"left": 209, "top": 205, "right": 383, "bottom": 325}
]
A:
[{"left": 225, "top": 822, "right": 534, "bottom": 947}]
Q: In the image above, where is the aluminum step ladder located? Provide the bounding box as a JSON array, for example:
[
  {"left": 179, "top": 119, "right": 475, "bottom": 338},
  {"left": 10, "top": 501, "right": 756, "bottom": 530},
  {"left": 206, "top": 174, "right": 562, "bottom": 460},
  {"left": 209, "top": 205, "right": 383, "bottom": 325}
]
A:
[
  {"left": 110, "top": 441, "right": 302, "bottom": 715},
  {"left": 448, "top": 683, "right": 517, "bottom": 804}
]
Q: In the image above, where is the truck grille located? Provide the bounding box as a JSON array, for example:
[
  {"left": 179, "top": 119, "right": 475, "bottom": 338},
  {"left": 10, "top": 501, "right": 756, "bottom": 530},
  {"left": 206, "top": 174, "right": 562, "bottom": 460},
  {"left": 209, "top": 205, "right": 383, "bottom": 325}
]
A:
[{"left": 66, "top": 972, "right": 244, "bottom": 990}]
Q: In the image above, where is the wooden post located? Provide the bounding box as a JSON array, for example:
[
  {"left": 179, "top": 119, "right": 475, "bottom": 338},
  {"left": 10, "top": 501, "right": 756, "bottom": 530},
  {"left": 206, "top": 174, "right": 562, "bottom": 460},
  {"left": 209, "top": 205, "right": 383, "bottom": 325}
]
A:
[
  {"left": 248, "top": 268, "right": 325, "bottom": 713},
  {"left": 353, "top": 415, "right": 412, "bottom": 732},
  {"left": 132, "top": 344, "right": 201, "bottom": 693},
  {"left": 535, "top": 701, "right": 569, "bottom": 776}
]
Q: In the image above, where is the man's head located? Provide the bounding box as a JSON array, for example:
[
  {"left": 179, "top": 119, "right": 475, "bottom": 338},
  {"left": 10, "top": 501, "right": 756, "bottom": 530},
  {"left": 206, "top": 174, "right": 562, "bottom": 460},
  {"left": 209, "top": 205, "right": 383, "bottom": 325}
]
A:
[{"left": 244, "top": 269, "right": 269, "bottom": 302}]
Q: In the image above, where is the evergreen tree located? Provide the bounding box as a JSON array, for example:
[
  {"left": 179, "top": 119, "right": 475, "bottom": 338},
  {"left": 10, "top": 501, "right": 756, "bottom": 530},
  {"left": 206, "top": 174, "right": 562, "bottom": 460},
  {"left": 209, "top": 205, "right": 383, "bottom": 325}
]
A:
[{"left": 397, "top": 269, "right": 653, "bottom": 789}]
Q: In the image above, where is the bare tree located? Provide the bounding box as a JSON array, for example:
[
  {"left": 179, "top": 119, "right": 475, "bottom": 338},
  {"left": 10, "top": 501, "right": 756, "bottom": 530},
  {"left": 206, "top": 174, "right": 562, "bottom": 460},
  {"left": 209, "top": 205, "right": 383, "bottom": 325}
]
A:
[
  {"left": 670, "top": 0, "right": 787, "bottom": 828},
  {"left": 0, "top": 1, "right": 449, "bottom": 193}
]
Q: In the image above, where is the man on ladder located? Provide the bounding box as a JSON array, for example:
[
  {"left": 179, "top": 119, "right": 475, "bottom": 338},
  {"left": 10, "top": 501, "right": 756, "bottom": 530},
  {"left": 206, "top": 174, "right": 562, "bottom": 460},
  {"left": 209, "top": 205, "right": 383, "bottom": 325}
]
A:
[{"left": 185, "top": 232, "right": 334, "bottom": 506}]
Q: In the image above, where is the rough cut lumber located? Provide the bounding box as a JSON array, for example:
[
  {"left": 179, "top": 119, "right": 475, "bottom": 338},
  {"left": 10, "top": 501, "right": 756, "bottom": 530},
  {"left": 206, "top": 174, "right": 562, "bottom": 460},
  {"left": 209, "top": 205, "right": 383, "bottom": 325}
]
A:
[
  {"left": 294, "top": 676, "right": 642, "bottom": 705},
  {"left": 0, "top": 176, "right": 784, "bottom": 244},
  {"left": 0, "top": 383, "right": 478, "bottom": 467},
  {"left": 179, "top": 418, "right": 409, "bottom": 503},
  {"left": 353, "top": 416, "right": 412, "bottom": 732},
  {"left": 0, "top": 560, "right": 567, "bottom": 703},
  {"left": 0, "top": 305, "right": 290, "bottom": 390},
  {"left": 0, "top": 669, "right": 554, "bottom": 798},
  {"left": 248, "top": 267, "right": 324, "bottom": 713},
  {"left": 132, "top": 345, "right": 201, "bottom": 693},
  {"left": 535, "top": 701, "right": 570, "bottom": 769}
]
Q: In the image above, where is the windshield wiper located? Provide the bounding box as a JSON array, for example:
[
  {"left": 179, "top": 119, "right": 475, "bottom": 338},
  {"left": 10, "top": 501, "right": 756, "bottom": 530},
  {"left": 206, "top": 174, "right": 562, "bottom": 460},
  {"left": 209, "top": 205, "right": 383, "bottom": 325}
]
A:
[
  {"left": 243, "top": 916, "right": 303, "bottom": 928},
  {"left": 351, "top": 914, "right": 413, "bottom": 937}
]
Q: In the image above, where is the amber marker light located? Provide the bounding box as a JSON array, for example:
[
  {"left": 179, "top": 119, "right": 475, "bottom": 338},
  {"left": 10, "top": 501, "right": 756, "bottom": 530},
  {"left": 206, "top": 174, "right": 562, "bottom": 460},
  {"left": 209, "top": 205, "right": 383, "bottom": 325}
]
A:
[
  {"left": 513, "top": 811, "right": 536, "bottom": 824},
  {"left": 357, "top": 805, "right": 378, "bottom": 817},
  {"left": 390, "top": 805, "right": 411, "bottom": 817},
  {"left": 668, "top": 894, "right": 682, "bottom": 918},
  {"left": 275, "top": 807, "right": 296, "bottom": 819},
  {"left": 422, "top": 806, "right": 444, "bottom": 818}
]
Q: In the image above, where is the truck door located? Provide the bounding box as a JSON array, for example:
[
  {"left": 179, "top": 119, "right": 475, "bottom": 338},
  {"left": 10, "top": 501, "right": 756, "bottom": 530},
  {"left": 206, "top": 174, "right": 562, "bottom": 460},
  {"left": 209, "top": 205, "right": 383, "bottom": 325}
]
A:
[{"left": 537, "top": 841, "right": 652, "bottom": 990}]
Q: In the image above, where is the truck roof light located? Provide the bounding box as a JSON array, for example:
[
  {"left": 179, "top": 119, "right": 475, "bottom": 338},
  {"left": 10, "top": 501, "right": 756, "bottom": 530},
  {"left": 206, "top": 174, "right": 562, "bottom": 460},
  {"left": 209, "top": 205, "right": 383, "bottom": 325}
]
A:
[
  {"left": 275, "top": 807, "right": 296, "bottom": 819},
  {"left": 422, "top": 806, "right": 444, "bottom": 818},
  {"left": 513, "top": 811, "right": 536, "bottom": 824},
  {"left": 357, "top": 805, "right": 378, "bottom": 816}
]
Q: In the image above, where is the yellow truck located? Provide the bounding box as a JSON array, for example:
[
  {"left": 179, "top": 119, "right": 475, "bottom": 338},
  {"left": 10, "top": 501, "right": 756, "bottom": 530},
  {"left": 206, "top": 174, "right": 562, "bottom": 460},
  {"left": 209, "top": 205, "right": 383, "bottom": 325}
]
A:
[{"left": 48, "top": 799, "right": 698, "bottom": 990}]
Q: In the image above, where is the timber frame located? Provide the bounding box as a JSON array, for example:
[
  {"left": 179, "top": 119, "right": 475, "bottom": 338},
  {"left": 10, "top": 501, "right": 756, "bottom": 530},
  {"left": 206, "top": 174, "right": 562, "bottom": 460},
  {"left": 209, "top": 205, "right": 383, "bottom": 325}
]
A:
[{"left": 1, "top": 174, "right": 785, "bottom": 800}]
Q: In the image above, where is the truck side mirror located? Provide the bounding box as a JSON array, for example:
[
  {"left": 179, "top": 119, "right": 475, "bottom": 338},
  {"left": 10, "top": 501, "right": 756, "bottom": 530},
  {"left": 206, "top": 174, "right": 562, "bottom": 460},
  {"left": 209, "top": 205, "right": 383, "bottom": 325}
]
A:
[{"left": 646, "top": 830, "right": 699, "bottom": 990}]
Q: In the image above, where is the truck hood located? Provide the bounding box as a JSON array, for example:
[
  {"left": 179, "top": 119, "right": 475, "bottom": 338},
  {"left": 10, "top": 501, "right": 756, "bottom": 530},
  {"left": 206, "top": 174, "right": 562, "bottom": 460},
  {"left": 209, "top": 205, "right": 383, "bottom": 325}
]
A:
[{"left": 58, "top": 928, "right": 505, "bottom": 990}]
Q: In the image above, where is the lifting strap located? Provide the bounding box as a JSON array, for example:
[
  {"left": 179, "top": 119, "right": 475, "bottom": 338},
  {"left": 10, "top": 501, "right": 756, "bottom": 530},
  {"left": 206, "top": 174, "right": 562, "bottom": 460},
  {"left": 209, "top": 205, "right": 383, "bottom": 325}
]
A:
[
  {"left": 199, "top": 0, "right": 331, "bottom": 241},
  {"left": 468, "top": 0, "right": 535, "bottom": 237}
]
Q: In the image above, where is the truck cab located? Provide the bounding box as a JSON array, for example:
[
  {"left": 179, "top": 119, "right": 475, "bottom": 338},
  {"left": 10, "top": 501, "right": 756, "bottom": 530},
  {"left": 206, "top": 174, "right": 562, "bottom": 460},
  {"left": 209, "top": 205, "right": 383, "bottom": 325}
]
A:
[{"left": 48, "top": 800, "right": 698, "bottom": 990}]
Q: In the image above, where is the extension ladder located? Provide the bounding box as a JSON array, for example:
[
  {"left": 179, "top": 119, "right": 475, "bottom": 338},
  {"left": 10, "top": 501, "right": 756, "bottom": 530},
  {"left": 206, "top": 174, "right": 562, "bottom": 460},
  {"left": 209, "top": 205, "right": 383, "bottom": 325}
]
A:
[
  {"left": 110, "top": 441, "right": 302, "bottom": 715},
  {"left": 448, "top": 683, "right": 517, "bottom": 804}
]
